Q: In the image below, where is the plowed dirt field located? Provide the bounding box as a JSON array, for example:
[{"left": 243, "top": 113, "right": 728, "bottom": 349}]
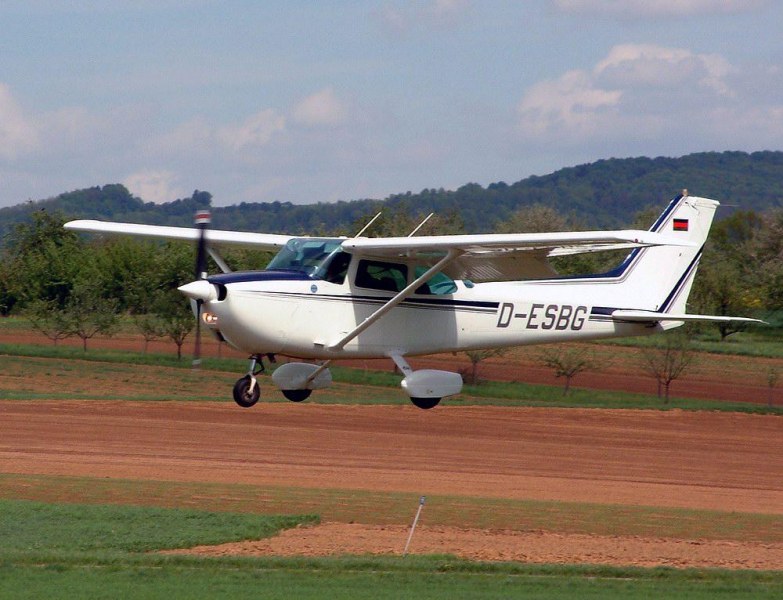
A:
[{"left": 3, "top": 400, "right": 783, "bottom": 568}]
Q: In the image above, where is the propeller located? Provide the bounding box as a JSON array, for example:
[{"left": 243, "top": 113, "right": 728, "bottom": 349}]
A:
[{"left": 192, "top": 209, "right": 211, "bottom": 369}]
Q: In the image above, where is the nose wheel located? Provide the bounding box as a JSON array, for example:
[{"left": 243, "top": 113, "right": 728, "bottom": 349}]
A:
[
  {"left": 233, "top": 355, "right": 264, "bottom": 408},
  {"left": 233, "top": 375, "right": 260, "bottom": 407}
]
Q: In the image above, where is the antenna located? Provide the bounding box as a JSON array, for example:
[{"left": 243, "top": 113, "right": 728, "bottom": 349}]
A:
[
  {"left": 354, "top": 211, "right": 382, "bottom": 237},
  {"left": 407, "top": 213, "right": 435, "bottom": 237}
]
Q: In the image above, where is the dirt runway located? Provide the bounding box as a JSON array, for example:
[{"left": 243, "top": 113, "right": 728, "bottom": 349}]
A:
[
  {"left": 2, "top": 401, "right": 782, "bottom": 512},
  {"left": 3, "top": 400, "right": 783, "bottom": 567}
]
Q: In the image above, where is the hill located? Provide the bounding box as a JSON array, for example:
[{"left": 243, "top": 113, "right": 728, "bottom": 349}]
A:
[{"left": 1, "top": 151, "right": 781, "bottom": 243}]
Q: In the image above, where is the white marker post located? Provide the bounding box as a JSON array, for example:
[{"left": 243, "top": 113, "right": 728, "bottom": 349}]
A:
[{"left": 403, "top": 495, "right": 426, "bottom": 556}]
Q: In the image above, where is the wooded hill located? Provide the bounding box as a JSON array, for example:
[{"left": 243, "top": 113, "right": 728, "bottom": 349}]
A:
[{"left": 2, "top": 151, "right": 782, "bottom": 243}]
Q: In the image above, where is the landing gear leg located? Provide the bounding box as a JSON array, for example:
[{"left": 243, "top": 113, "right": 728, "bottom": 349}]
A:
[{"left": 233, "top": 355, "right": 263, "bottom": 408}]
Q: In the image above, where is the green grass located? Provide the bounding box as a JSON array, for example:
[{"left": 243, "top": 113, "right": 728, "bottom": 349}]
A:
[
  {"left": 1, "top": 344, "right": 781, "bottom": 413},
  {"left": 0, "top": 499, "right": 316, "bottom": 560},
  {"left": 3, "top": 473, "right": 783, "bottom": 544},
  {"left": 4, "top": 561, "right": 783, "bottom": 600},
  {"left": 1, "top": 498, "right": 782, "bottom": 599}
]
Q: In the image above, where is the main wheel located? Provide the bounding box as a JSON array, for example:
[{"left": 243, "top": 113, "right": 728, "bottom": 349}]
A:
[
  {"left": 410, "top": 397, "right": 441, "bottom": 410},
  {"left": 282, "top": 389, "right": 312, "bottom": 402},
  {"left": 233, "top": 375, "right": 260, "bottom": 408}
]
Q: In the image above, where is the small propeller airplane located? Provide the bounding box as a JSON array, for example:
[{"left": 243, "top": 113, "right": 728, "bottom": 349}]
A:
[{"left": 65, "top": 191, "right": 762, "bottom": 409}]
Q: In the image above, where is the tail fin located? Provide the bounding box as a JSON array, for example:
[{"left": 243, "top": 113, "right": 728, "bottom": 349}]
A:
[{"left": 609, "top": 193, "right": 718, "bottom": 313}]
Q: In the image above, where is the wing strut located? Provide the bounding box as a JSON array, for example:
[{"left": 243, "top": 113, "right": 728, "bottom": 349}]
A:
[
  {"left": 328, "top": 249, "right": 462, "bottom": 352},
  {"left": 207, "top": 248, "right": 232, "bottom": 273}
]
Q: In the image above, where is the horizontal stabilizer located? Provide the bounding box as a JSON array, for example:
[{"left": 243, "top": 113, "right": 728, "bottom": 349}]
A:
[{"left": 611, "top": 310, "right": 766, "bottom": 324}]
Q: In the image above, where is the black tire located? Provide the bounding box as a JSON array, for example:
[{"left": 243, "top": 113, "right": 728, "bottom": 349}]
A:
[
  {"left": 233, "top": 375, "right": 260, "bottom": 408},
  {"left": 282, "top": 389, "right": 312, "bottom": 402},
  {"left": 410, "top": 397, "right": 441, "bottom": 410}
]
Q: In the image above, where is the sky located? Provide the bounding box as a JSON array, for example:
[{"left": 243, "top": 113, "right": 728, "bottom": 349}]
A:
[{"left": 1, "top": 0, "right": 782, "bottom": 209}]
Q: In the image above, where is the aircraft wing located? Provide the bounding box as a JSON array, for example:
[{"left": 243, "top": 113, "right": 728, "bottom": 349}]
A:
[
  {"left": 342, "top": 230, "right": 695, "bottom": 282},
  {"left": 64, "top": 219, "right": 292, "bottom": 250}
]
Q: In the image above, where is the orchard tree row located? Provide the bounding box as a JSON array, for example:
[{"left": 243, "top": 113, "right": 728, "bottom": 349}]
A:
[{"left": 0, "top": 204, "right": 779, "bottom": 355}]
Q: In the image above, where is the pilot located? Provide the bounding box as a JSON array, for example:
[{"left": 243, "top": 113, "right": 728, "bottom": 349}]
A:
[{"left": 324, "top": 251, "right": 351, "bottom": 284}]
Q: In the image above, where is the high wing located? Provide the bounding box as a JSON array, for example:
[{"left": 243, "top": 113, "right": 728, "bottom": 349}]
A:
[
  {"left": 64, "top": 219, "right": 292, "bottom": 251},
  {"left": 341, "top": 229, "right": 695, "bottom": 282}
]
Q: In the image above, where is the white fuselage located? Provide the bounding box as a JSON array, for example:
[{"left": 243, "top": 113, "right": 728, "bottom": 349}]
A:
[{"left": 203, "top": 274, "right": 655, "bottom": 359}]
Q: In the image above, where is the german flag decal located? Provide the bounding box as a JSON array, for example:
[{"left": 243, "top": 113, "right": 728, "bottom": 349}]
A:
[{"left": 673, "top": 218, "right": 689, "bottom": 231}]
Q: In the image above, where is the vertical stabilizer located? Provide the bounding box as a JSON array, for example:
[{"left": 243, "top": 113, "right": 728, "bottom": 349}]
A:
[{"left": 608, "top": 193, "right": 718, "bottom": 313}]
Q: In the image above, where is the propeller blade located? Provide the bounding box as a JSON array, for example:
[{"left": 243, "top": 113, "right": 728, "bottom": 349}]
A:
[
  {"left": 193, "top": 299, "right": 202, "bottom": 369},
  {"left": 192, "top": 210, "right": 211, "bottom": 369},
  {"left": 194, "top": 210, "right": 211, "bottom": 281}
]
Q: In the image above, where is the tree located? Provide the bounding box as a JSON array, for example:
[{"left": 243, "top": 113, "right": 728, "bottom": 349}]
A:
[
  {"left": 640, "top": 333, "right": 695, "bottom": 403},
  {"left": 538, "top": 344, "right": 596, "bottom": 395},
  {"left": 133, "top": 313, "right": 166, "bottom": 354},
  {"left": 689, "top": 210, "right": 765, "bottom": 340},
  {"left": 462, "top": 348, "right": 508, "bottom": 385},
  {"left": 153, "top": 289, "right": 194, "bottom": 360},
  {"left": 63, "top": 281, "right": 119, "bottom": 351},
  {"left": 25, "top": 299, "right": 73, "bottom": 346},
  {"left": 496, "top": 203, "right": 569, "bottom": 234},
  {"left": 145, "top": 241, "right": 197, "bottom": 359},
  {"left": 5, "top": 211, "right": 83, "bottom": 311}
]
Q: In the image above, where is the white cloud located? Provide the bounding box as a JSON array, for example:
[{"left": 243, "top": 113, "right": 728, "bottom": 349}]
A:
[
  {"left": 517, "top": 70, "right": 622, "bottom": 138},
  {"left": 595, "top": 44, "right": 734, "bottom": 96},
  {"left": 0, "top": 83, "right": 38, "bottom": 160},
  {"left": 426, "top": 0, "right": 471, "bottom": 22},
  {"left": 217, "top": 108, "right": 286, "bottom": 151},
  {"left": 123, "top": 169, "right": 184, "bottom": 204},
  {"left": 553, "top": 0, "right": 769, "bottom": 18},
  {"left": 516, "top": 43, "right": 783, "bottom": 153},
  {"left": 374, "top": 0, "right": 471, "bottom": 34},
  {"left": 292, "top": 88, "right": 347, "bottom": 127}
]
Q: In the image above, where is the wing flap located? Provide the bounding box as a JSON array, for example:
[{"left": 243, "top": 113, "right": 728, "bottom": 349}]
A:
[{"left": 342, "top": 229, "right": 694, "bottom": 257}]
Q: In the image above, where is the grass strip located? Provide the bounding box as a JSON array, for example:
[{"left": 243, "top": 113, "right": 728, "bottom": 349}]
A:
[
  {"left": 3, "top": 560, "right": 783, "bottom": 600},
  {"left": 0, "top": 498, "right": 317, "bottom": 561},
  {"left": 1, "top": 344, "right": 780, "bottom": 413},
  {"left": 1, "top": 497, "right": 782, "bottom": 599},
  {"left": 3, "top": 473, "right": 782, "bottom": 543}
]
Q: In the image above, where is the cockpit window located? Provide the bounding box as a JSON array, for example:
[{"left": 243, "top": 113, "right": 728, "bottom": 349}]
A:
[
  {"left": 415, "top": 267, "right": 457, "bottom": 295},
  {"left": 266, "top": 238, "right": 349, "bottom": 281},
  {"left": 355, "top": 259, "right": 408, "bottom": 292}
]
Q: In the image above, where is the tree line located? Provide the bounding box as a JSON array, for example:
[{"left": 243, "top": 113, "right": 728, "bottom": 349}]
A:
[
  {"left": 2, "top": 151, "right": 783, "bottom": 245},
  {"left": 0, "top": 211, "right": 272, "bottom": 356},
  {"left": 0, "top": 198, "right": 778, "bottom": 358}
]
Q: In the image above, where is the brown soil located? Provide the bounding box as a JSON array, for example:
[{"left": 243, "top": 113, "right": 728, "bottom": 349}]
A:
[
  {"left": 3, "top": 400, "right": 783, "bottom": 569},
  {"left": 169, "top": 522, "right": 783, "bottom": 570}
]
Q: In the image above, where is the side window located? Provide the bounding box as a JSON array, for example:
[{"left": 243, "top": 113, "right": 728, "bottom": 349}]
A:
[
  {"left": 323, "top": 251, "right": 352, "bottom": 284},
  {"left": 415, "top": 267, "right": 458, "bottom": 295},
  {"left": 355, "top": 260, "right": 408, "bottom": 292}
]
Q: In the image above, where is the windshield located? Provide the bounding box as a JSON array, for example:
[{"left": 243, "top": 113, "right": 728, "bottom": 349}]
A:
[{"left": 266, "top": 238, "right": 348, "bottom": 280}]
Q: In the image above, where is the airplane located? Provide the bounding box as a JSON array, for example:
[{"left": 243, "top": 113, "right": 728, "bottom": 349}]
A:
[{"left": 64, "top": 191, "right": 763, "bottom": 409}]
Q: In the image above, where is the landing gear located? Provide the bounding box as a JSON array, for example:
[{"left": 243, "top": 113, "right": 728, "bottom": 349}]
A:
[
  {"left": 231, "top": 356, "right": 332, "bottom": 407},
  {"left": 282, "top": 389, "right": 312, "bottom": 402},
  {"left": 410, "top": 397, "right": 441, "bottom": 410},
  {"left": 233, "top": 355, "right": 264, "bottom": 408},
  {"left": 391, "top": 354, "right": 461, "bottom": 410},
  {"left": 233, "top": 375, "right": 260, "bottom": 407}
]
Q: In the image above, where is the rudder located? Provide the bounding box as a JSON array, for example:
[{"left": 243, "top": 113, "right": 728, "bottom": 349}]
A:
[{"left": 611, "top": 193, "right": 719, "bottom": 313}]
